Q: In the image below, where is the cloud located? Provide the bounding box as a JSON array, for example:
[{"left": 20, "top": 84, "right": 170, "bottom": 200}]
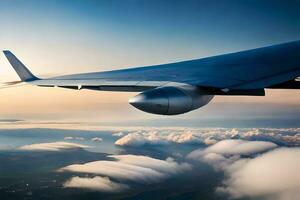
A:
[
  {"left": 188, "top": 139, "right": 277, "bottom": 159},
  {"left": 207, "top": 140, "right": 277, "bottom": 155},
  {"left": 64, "top": 136, "right": 74, "bottom": 140},
  {"left": 64, "top": 136, "right": 85, "bottom": 141},
  {"left": 64, "top": 176, "right": 129, "bottom": 192},
  {"left": 60, "top": 155, "right": 191, "bottom": 184},
  {"left": 114, "top": 132, "right": 167, "bottom": 147},
  {"left": 188, "top": 139, "right": 277, "bottom": 171},
  {"left": 217, "top": 148, "right": 300, "bottom": 200},
  {"left": 61, "top": 160, "right": 164, "bottom": 183},
  {"left": 166, "top": 131, "right": 202, "bottom": 144},
  {"left": 112, "top": 132, "right": 124, "bottom": 137},
  {"left": 115, "top": 131, "right": 202, "bottom": 147},
  {"left": 91, "top": 137, "right": 103, "bottom": 142},
  {"left": 19, "top": 142, "right": 89, "bottom": 151},
  {"left": 187, "top": 139, "right": 300, "bottom": 200},
  {"left": 114, "top": 128, "right": 300, "bottom": 147},
  {"left": 109, "top": 155, "right": 191, "bottom": 175}
]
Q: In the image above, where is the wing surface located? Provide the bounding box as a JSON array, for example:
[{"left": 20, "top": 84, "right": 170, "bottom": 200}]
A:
[{"left": 3, "top": 40, "right": 300, "bottom": 93}]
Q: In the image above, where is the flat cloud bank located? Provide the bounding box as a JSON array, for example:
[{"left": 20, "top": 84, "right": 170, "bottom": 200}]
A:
[
  {"left": 188, "top": 140, "right": 300, "bottom": 200},
  {"left": 64, "top": 176, "right": 129, "bottom": 192},
  {"left": 217, "top": 148, "right": 300, "bottom": 200},
  {"left": 19, "top": 142, "right": 89, "bottom": 151},
  {"left": 60, "top": 154, "right": 191, "bottom": 184},
  {"left": 114, "top": 128, "right": 300, "bottom": 147},
  {"left": 60, "top": 154, "right": 191, "bottom": 192}
]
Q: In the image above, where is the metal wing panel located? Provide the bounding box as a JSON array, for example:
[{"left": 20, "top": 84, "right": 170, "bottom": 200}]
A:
[
  {"left": 45, "top": 40, "right": 300, "bottom": 90},
  {"left": 21, "top": 40, "right": 300, "bottom": 93},
  {"left": 30, "top": 79, "right": 169, "bottom": 92}
]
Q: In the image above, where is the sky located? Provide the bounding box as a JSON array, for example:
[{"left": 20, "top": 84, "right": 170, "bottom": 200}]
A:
[{"left": 0, "top": 0, "right": 299, "bottom": 125}]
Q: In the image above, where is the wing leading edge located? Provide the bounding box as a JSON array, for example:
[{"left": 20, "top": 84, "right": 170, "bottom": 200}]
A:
[{"left": 3, "top": 40, "right": 300, "bottom": 94}]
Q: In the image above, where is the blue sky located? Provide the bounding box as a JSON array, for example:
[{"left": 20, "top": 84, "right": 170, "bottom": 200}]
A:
[
  {"left": 1, "top": 0, "right": 299, "bottom": 73},
  {"left": 1, "top": 0, "right": 300, "bottom": 68}
]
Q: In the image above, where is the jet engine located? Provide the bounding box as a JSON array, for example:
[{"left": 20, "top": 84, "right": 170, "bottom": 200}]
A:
[{"left": 129, "top": 84, "right": 214, "bottom": 115}]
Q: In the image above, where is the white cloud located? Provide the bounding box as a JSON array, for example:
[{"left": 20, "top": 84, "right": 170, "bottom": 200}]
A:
[
  {"left": 0, "top": 121, "right": 299, "bottom": 146},
  {"left": 64, "top": 136, "right": 74, "bottom": 140},
  {"left": 60, "top": 160, "right": 163, "bottom": 183},
  {"left": 114, "top": 132, "right": 167, "bottom": 147},
  {"left": 188, "top": 139, "right": 277, "bottom": 159},
  {"left": 217, "top": 148, "right": 300, "bottom": 200},
  {"left": 188, "top": 139, "right": 277, "bottom": 171},
  {"left": 203, "top": 137, "right": 218, "bottom": 145},
  {"left": 109, "top": 155, "right": 191, "bottom": 175},
  {"left": 91, "top": 137, "right": 103, "bottom": 142},
  {"left": 19, "top": 142, "right": 89, "bottom": 151},
  {"left": 115, "top": 131, "right": 202, "bottom": 147},
  {"left": 112, "top": 132, "right": 124, "bottom": 137},
  {"left": 198, "top": 152, "right": 234, "bottom": 169},
  {"left": 60, "top": 155, "right": 191, "bottom": 184},
  {"left": 187, "top": 139, "right": 300, "bottom": 200},
  {"left": 64, "top": 176, "right": 129, "bottom": 192},
  {"left": 64, "top": 136, "right": 85, "bottom": 141},
  {"left": 114, "top": 128, "right": 300, "bottom": 147},
  {"left": 166, "top": 131, "right": 202, "bottom": 144}
]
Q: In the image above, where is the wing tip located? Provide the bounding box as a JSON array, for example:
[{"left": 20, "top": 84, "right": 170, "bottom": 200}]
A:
[
  {"left": 3, "top": 50, "right": 11, "bottom": 54},
  {"left": 3, "top": 50, "right": 39, "bottom": 82}
]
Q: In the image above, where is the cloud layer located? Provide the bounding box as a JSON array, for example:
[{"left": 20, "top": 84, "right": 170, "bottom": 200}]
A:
[
  {"left": 114, "top": 128, "right": 300, "bottom": 147},
  {"left": 115, "top": 131, "right": 202, "bottom": 147},
  {"left": 19, "top": 142, "right": 89, "bottom": 151},
  {"left": 218, "top": 148, "right": 300, "bottom": 200},
  {"left": 60, "top": 154, "right": 191, "bottom": 192},
  {"left": 60, "top": 155, "right": 191, "bottom": 184},
  {"left": 188, "top": 139, "right": 277, "bottom": 159},
  {"left": 188, "top": 139, "right": 300, "bottom": 200},
  {"left": 64, "top": 176, "right": 129, "bottom": 192}
]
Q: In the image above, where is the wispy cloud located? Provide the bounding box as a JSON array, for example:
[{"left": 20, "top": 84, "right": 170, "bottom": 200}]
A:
[
  {"left": 64, "top": 136, "right": 85, "bottom": 141},
  {"left": 60, "top": 155, "right": 191, "bottom": 185},
  {"left": 19, "top": 142, "right": 89, "bottom": 151},
  {"left": 188, "top": 139, "right": 277, "bottom": 158},
  {"left": 91, "top": 137, "right": 103, "bottom": 142},
  {"left": 64, "top": 176, "right": 129, "bottom": 192},
  {"left": 109, "top": 155, "right": 190, "bottom": 175},
  {"left": 112, "top": 132, "right": 124, "bottom": 137}
]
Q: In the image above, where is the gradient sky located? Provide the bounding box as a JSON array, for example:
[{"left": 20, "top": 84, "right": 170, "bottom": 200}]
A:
[{"left": 0, "top": 0, "right": 299, "bottom": 124}]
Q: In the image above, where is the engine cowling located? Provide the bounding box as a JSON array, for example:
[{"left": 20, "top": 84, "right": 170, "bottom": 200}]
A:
[{"left": 129, "top": 84, "right": 214, "bottom": 115}]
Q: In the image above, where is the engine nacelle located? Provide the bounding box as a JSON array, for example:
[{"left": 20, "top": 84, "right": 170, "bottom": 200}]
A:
[{"left": 129, "top": 84, "right": 214, "bottom": 115}]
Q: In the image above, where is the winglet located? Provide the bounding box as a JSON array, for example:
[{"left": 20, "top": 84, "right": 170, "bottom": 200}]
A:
[{"left": 3, "top": 51, "right": 39, "bottom": 82}]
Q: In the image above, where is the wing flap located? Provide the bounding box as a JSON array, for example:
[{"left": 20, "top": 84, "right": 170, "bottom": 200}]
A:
[
  {"left": 228, "top": 67, "right": 300, "bottom": 89},
  {"left": 268, "top": 78, "right": 300, "bottom": 89},
  {"left": 30, "top": 79, "right": 169, "bottom": 92}
]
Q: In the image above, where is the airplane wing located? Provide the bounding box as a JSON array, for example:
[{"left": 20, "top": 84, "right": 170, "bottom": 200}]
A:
[
  {"left": 3, "top": 40, "right": 300, "bottom": 115},
  {"left": 3, "top": 40, "right": 300, "bottom": 95}
]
